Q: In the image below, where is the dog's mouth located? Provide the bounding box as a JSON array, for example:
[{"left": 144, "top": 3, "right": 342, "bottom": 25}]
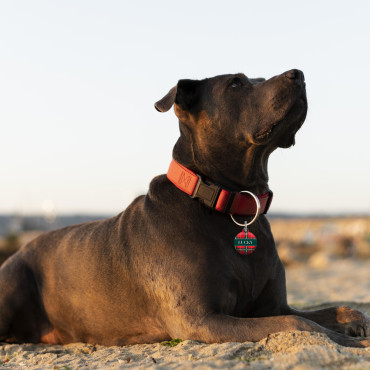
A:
[
  {"left": 255, "top": 120, "right": 283, "bottom": 141},
  {"left": 254, "top": 97, "right": 307, "bottom": 147}
]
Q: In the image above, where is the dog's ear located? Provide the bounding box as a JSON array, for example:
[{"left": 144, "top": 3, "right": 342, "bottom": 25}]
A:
[
  {"left": 154, "top": 79, "right": 202, "bottom": 113},
  {"left": 175, "top": 79, "right": 202, "bottom": 112},
  {"left": 154, "top": 86, "right": 177, "bottom": 112}
]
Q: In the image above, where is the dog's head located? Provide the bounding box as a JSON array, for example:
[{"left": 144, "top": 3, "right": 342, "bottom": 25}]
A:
[{"left": 155, "top": 70, "right": 307, "bottom": 190}]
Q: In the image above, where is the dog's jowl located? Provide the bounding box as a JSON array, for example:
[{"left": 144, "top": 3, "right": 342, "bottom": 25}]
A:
[{"left": 0, "top": 70, "right": 369, "bottom": 347}]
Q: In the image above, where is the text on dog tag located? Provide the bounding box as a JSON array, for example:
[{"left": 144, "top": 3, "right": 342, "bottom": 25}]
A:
[{"left": 234, "top": 230, "right": 257, "bottom": 255}]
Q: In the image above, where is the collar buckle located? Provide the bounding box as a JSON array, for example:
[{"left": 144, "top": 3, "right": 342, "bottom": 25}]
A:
[{"left": 190, "top": 175, "right": 221, "bottom": 209}]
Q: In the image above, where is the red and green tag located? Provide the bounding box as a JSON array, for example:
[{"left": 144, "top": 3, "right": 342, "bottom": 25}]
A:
[{"left": 234, "top": 229, "right": 257, "bottom": 255}]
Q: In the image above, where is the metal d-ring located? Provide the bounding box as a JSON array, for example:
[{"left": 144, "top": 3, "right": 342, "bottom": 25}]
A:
[{"left": 229, "top": 190, "right": 261, "bottom": 227}]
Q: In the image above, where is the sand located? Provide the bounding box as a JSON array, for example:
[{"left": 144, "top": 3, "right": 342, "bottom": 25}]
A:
[{"left": 1, "top": 259, "right": 369, "bottom": 369}]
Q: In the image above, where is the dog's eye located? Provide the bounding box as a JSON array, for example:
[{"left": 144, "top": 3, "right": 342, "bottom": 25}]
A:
[{"left": 231, "top": 77, "right": 243, "bottom": 88}]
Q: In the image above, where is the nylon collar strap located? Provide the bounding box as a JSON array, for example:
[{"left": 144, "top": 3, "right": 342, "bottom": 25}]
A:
[{"left": 167, "top": 159, "right": 273, "bottom": 216}]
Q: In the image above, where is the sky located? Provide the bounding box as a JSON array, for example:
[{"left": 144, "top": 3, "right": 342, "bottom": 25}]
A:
[{"left": 1, "top": 0, "right": 369, "bottom": 216}]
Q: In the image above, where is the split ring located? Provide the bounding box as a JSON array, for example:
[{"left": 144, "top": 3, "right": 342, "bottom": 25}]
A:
[{"left": 229, "top": 190, "right": 261, "bottom": 227}]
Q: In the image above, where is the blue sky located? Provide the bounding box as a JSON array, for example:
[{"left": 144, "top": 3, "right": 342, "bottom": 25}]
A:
[{"left": 1, "top": 0, "right": 369, "bottom": 215}]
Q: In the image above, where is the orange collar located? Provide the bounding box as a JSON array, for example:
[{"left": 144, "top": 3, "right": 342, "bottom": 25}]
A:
[{"left": 167, "top": 159, "right": 273, "bottom": 216}]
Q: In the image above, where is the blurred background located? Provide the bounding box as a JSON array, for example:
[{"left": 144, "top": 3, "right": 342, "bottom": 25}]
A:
[{"left": 1, "top": 1, "right": 369, "bottom": 270}]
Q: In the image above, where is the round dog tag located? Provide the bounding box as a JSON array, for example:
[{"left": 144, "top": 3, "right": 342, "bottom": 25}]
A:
[
  {"left": 234, "top": 229, "right": 257, "bottom": 255},
  {"left": 229, "top": 191, "right": 260, "bottom": 256}
]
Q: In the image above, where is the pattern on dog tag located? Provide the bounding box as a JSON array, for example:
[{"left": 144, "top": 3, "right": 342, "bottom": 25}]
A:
[{"left": 234, "top": 230, "right": 257, "bottom": 255}]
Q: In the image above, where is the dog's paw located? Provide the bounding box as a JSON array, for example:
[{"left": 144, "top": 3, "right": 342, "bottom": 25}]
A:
[
  {"left": 338, "top": 335, "right": 370, "bottom": 348},
  {"left": 327, "top": 330, "right": 370, "bottom": 348},
  {"left": 336, "top": 306, "right": 370, "bottom": 337}
]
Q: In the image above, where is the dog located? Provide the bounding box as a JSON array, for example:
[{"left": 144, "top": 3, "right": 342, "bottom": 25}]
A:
[{"left": 0, "top": 69, "right": 369, "bottom": 347}]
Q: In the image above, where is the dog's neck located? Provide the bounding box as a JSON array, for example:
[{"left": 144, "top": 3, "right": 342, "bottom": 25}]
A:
[{"left": 173, "top": 124, "right": 274, "bottom": 195}]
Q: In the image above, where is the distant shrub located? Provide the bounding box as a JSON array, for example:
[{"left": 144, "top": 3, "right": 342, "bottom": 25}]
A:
[{"left": 2, "top": 232, "right": 20, "bottom": 253}]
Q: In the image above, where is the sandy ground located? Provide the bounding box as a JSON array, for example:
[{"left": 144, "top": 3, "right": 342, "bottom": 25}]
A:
[{"left": 0, "top": 259, "right": 369, "bottom": 369}]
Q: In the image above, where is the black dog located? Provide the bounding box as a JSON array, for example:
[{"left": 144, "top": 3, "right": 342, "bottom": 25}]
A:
[{"left": 0, "top": 70, "right": 369, "bottom": 347}]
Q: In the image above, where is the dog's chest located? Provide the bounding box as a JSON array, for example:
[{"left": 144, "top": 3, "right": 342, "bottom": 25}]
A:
[
  {"left": 209, "top": 221, "right": 279, "bottom": 314},
  {"left": 218, "top": 253, "right": 275, "bottom": 316}
]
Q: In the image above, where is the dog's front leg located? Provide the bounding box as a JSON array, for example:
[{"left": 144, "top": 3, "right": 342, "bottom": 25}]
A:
[
  {"left": 286, "top": 306, "right": 370, "bottom": 338},
  {"left": 168, "top": 313, "right": 370, "bottom": 348}
]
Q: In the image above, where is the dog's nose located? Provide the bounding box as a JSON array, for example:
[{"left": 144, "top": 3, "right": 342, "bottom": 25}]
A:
[{"left": 284, "top": 69, "right": 305, "bottom": 82}]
